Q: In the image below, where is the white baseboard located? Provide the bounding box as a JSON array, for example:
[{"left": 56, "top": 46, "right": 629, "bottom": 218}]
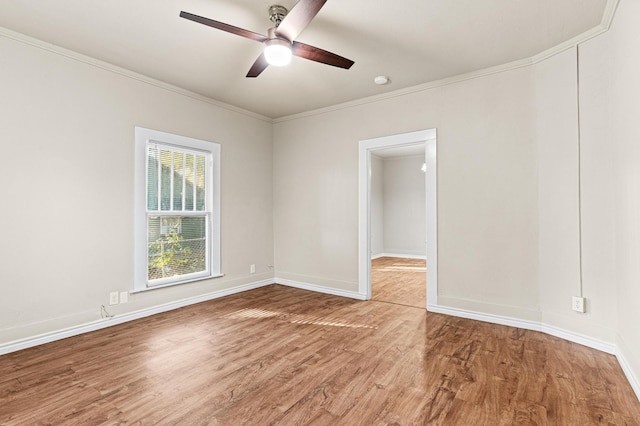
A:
[
  {"left": 538, "top": 322, "right": 616, "bottom": 354},
  {"left": 428, "top": 302, "right": 639, "bottom": 402},
  {"left": 1, "top": 278, "right": 363, "bottom": 356},
  {"left": 372, "top": 253, "right": 427, "bottom": 260},
  {"left": 0, "top": 279, "right": 273, "bottom": 356},
  {"left": 275, "top": 277, "right": 367, "bottom": 300},
  {"left": 427, "top": 303, "right": 616, "bottom": 354},
  {"left": 616, "top": 338, "right": 640, "bottom": 401},
  {"left": 3, "top": 279, "right": 637, "bottom": 402}
]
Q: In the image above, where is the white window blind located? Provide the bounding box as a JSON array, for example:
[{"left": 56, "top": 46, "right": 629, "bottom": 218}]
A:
[{"left": 134, "top": 128, "right": 221, "bottom": 291}]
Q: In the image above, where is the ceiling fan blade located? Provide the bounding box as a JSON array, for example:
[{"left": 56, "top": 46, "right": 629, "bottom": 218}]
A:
[
  {"left": 180, "top": 11, "right": 268, "bottom": 43},
  {"left": 292, "top": 42, "right": 354, "bottom": 69},
  {"left": 276, "top": 0, "right": 327, "bottom": 42},
  {"left": 246, "top": 52, "right": 270, "bottom": 78}
]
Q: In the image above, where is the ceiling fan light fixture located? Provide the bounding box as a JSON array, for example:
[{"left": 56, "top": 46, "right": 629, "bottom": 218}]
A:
[{"left": 264, "top": 38, "right": 292, "bottom": 66}]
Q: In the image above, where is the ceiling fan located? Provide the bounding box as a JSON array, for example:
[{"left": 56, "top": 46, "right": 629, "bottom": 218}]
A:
[{"left": 180, "top": 0, "right": 354, "bottom": 78}]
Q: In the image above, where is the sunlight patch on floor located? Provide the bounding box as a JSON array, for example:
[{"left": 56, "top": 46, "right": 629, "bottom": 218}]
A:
[
  {"left": 379, "top": 266, "right": 426, "bottom": 272},
  {"left": 219, "top": 308, "right": 375, "bottom": 329}
]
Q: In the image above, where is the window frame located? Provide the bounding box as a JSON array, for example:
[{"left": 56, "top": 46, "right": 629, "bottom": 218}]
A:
[{"left": 134, "top": 127, "right": 221, "bottom": 292}]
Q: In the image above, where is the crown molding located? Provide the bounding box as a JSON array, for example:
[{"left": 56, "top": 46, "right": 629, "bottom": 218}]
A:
[
  {"left": 273, "top": 57, "right": 534, "bottom": 123},
  {"left": 0, "top": 0, "right": 620, "bottom": 126},
  {"left": 531, "top": 0, "right": 619, "bottom": 64},
  {"left": 0, "top": 26, "right": 273, "bottom": 124},
  {"left": 602, "top": 0, "right": 620, "bottom": 29},
  {"left": 274, "top": 0, "right": 620, "bottom": 123}
]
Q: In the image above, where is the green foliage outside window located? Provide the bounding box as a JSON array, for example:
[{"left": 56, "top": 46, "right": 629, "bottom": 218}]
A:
[{"left": 148, "top": 231, "right": 193, "bottom": 280}]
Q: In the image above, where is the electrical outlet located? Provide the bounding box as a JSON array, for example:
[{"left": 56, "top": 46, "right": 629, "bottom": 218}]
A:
[
  {"left": 109, "top": 291, "right": 119, "bottom": 306},
  {"left": 250, "top": 264, "right": 256, "bottom": 274},
  {"left": 119, "top": 291, "right": 129, "bottom": 304},
  {"left": 572, "top": 296, "right": 585, "bottom": 313}
]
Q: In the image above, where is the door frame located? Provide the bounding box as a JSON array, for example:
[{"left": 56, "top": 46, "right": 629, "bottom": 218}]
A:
[{"left": 358, "top": 129, "right": 437, "bottom": 307}]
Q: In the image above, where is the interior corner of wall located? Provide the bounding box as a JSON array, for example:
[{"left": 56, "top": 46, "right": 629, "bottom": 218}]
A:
[{"left": 616, "top": 333, "right": 640, "bottom": 401}]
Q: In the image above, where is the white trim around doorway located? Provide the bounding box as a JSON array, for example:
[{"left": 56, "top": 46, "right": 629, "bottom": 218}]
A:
[{"left": 358, "top": 129, "right": 437, "bottom": 306}]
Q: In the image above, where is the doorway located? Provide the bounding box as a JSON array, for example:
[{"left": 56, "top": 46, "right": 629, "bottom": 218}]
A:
[
  {"left": 370, "top": 145, "right": 426, "bottom": 307},
  {"left": 371, "top": 256, "right": 427, "bottom": 307},
  {"left": 358, "top": 129, "right": 437, "bottom": 309}
]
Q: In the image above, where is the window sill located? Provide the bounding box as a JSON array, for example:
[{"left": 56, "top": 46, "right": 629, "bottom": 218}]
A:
[{"left": 131, "top": 273, "right": 225, "bottom": 294}]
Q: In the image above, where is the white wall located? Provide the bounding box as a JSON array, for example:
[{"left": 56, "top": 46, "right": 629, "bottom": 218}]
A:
[
  {"left": 370, "top": 154, "right": 385, "bottom": 257},
  {"left": 580, "top": 0, "right": 640, "bottom": 391},
  {"left": 274, "top": 65, "right": 539, "bottom": 318},
  {"left": 0, "top": 34, "right": 274, "bottom": 344},
  {"left": 534, "top": 47, "right": 617, "bottom": 342},
  {"left": 370, "top": 154, "right": 426, "bottom": 259},
  {"left": 382, "top": 155, "right": 426, "bottom": 258},
  {"left": 534, "top": 0, "right": 640, "bottom": 391}
]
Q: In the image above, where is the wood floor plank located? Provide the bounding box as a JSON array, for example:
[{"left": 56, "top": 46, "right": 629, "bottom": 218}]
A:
[
  {"left": 371, "top": 256, "right": 426, "bottom": 308},
  {"left": 1, "top": 284, "right": 639, "bottom": 425}
]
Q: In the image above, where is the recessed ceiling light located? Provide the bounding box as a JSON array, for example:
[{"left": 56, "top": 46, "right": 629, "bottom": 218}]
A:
[{"left": 374, "top": 75, "right": 390, "bottom": 85}]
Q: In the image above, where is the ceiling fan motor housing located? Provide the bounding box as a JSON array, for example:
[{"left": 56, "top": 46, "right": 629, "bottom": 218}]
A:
[{"left": 267, "top": 27, "right": 290, "bottom": 43}]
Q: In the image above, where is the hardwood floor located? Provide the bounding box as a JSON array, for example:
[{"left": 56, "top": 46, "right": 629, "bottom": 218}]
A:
[
  {"left": 1, "top": 285, "right": 639, "bottom": 425},
  {"left": 371, "top": 256, "right": 426, "bottom": 308}
]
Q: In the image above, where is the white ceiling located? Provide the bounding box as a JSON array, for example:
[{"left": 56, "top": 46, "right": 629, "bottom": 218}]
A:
[{"left": 0, "top": 0, "right": 609, "bottom": 119}]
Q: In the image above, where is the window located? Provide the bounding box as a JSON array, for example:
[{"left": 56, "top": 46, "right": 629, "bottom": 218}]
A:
[{"left": 134, "top": 127, "right": 221, "bottom": 291}]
